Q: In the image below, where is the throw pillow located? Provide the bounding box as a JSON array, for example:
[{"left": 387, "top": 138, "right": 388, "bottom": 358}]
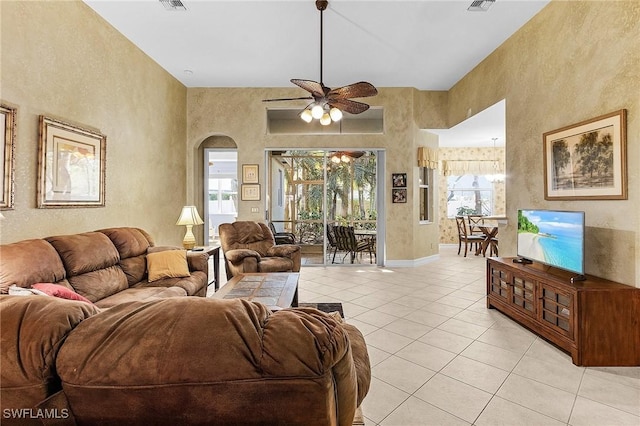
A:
[
  {"left": 147, "top": 250, "right": 190, "bottom": 282},
  {"left": 32, "top": 283, "right": 94, "bottom": 304},
  {"left": 8, "top": 285, "right": 50, "bottom": 297}
]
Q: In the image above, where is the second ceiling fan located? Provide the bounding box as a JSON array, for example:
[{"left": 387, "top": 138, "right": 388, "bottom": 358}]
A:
[{"left": 263, "top": 0, "right": 378, "bottom": 124}]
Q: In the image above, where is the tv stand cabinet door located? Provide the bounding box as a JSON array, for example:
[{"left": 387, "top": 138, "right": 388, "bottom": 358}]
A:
[
  {"left": 538, "top": 282, "right": 575, "bottom": 341},
  {"left": 487, "top": 261, "right": 510, "bottom": 305}
]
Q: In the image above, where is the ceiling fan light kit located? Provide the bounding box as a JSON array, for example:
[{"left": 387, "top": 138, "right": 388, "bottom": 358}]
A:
[{"left": 263, "top": 0, "right": 377, "bottom": 126}]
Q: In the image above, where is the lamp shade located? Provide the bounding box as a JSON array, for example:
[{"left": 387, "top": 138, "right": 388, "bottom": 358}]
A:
[
  {"left": 311, "top": 104, "right": 324, "bottom": 119},
  {"left": 176, "top": 206, "right": 204, "bottom": 226},
  {"left": 300, "top": 109, "right": 313, "bottom": 123},
  {"left": 320, "top": 113, "right": 331, "bottom": 126}
]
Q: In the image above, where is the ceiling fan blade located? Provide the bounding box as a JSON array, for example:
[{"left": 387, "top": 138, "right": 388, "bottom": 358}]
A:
[
  {"left": 291, "top": 79, "right": 327, "bottom": 98},
  {"left": 327, "top": 98, "right": 371, "bottom": 115},
  {"left": 262, "top": 96, "right": 313, "bottom": 102},
  {"left": 327, "top": 81, "right": 378, "bottom": 100}
]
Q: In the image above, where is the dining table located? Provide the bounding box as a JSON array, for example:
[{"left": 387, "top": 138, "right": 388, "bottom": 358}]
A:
[{"left": 475, "top": 225, "right": 498, "bottom": 257}]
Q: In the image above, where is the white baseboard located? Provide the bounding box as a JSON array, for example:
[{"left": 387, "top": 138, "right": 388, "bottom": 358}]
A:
[{"left": 385, "top": 253, "right": 440, "bottom": 268}]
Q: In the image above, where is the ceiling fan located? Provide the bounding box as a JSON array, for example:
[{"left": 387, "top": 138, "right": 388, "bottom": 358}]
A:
[
  {"left": 329, "top": 151, "right": 366, "bottom": 163},
  {"left": 263, "top": 0, "right": 378, "bottom": 124}
]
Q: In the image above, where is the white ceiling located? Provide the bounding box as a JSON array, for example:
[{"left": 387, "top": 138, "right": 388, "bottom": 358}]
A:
[{"left": 83, "top": 0, "right": 548, "bottom": 146}]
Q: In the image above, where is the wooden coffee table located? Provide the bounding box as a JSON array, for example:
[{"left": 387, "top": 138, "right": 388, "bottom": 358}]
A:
[{"left": 212, "top": 273, "right": 299, "bottom": 310}]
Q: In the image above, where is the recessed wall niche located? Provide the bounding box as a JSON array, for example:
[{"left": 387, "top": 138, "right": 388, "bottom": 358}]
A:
[{"left": 266, "top": 108, "right": 383, "bottom": 135}]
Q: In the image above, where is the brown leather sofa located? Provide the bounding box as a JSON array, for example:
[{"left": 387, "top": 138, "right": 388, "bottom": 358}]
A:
[
  {"left": 219, "top": 221, "right": 302, "bottom": 279},
  {"left": 0, "top": 227, "right": 209, "bottom": 308},
  {"left": 0, "top": 295, "right": 371, "bottom": 425}
]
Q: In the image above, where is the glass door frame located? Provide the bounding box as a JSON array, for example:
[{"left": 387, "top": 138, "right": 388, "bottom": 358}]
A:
[{"left": 266, "top": 149, "right": 385, "bottom": 266}]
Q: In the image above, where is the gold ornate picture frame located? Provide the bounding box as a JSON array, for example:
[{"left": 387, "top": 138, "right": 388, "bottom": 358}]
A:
[
  {"left": 37, "top": 116, "right": 106, "bottom": 208},
  {"left": 543, "top": 109, "right": 627, "bottom": 200},
  {"left": 1, "top": 104, "right": 16, "bottom": 210}
]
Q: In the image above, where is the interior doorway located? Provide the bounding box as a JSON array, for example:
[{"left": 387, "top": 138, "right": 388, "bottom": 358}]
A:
[
  {"left": 204, "top": 149, "right": 238, "bottom": 244},
  {"left": 267, "top": 150, "right": 384, "bottom": 266}
]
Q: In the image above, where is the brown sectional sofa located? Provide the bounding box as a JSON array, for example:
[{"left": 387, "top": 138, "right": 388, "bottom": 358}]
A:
[
  {"left": 0, "top": 227, "right": 371, "bottom": 425},
  {"left": 0, "top": 227, "right": 209, "bottom": 307}
]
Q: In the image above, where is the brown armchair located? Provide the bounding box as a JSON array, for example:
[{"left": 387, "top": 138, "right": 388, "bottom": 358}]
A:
[{"left": 219, "top": 221, "right": 301, "bottom": 280}]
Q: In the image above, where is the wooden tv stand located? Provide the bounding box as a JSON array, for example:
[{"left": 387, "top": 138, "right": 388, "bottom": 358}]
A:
[{"left": 486, "top": 257, "right": 640, "bottom": 366}]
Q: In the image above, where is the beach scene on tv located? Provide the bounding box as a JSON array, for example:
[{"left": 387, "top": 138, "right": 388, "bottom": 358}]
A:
[{"left": 517, "top": 210, "right": 584, "bottom": 274}]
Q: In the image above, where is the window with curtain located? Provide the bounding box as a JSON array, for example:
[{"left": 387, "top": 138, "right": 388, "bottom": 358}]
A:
[
  {"left": 442, "top": 159, "right": 502, "bottom": 218},
  {"left": 446, "top": 174, "right": 494, "bottom": 217}
]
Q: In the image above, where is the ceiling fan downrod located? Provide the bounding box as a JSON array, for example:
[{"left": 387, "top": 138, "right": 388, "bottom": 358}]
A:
[{"left": 316, "top": 0, "right": 328, "bottom": 86}]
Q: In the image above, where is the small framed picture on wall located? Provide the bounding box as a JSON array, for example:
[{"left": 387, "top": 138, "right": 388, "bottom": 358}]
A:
[
  {"left": 242, "top": 164, "right": 259, "bottom": 183},
  {"left": 392, "top": 173, "right": 407, "bottom": 188},
  {"left": 241, "top": 184, "right": 260, "bottom": 201},
  {"left": 392, "top": 188, "right": 407, "bottom": 203}
]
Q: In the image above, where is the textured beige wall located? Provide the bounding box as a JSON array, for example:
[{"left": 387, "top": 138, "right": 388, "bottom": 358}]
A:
[
  {"left": 4, "top": 1, "right": 636, "bottom": 279},
  {"left": 448, "top": 1, "right": 639, "bottom": 286},
  {"left": 186, "top": 88, "right": 444, "bottom": 262},
  {"left": 438, "top": 147, "right": 506, "bottom": 244},
  {"left": 0, "top": 1, "right": 188, "bottom": 246},
  {"left": 413, "top": 131, "right": 440, "bottom": 258}
]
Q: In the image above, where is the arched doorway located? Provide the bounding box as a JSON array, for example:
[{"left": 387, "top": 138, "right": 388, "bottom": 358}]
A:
[{"left": 197, "top": 135, "right": 237, "bottom": 244}]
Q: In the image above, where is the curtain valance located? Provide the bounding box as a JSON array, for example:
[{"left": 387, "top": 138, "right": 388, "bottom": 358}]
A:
[
  {"left": 417, "top": 147, "right": 438, "bottom": 168},
  {"left": 441, "top": 160, "right": 502, "bottom": 176}
]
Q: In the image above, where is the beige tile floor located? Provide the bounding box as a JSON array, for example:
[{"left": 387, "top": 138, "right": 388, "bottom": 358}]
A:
[{"left": 295, "top": 245, "right": 640, "bottom": 426}]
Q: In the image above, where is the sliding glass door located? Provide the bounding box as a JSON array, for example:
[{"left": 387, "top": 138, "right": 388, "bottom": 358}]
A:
[{"left": 268, "top": 150, "right": 382, "bottom": 266}]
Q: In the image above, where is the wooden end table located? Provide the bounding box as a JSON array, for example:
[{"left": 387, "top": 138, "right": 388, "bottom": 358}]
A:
[
  {"left": 212, "top": 273, "right": 299, "bottom": 310},
  {"left": 192, "top": 245, "right": 220, "bottom": 290}
]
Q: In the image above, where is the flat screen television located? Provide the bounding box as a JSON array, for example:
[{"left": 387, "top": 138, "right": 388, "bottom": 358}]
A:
[{"left": 517, "top": 209, "right": 585, "bottom": 276}]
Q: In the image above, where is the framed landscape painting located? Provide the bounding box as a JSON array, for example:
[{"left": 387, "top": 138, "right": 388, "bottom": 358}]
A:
[
  {"left": 37, "top": 116, "right": 106, "bottom": 208},
  {"left": 1, "top": 105, "right": 16, "bottom": 210},
  {"left": 543, "top": 109, "right": 627, "bottom": 200}
]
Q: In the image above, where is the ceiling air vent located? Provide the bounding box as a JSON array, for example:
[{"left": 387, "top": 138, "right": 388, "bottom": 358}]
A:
[
  {"left": 159, "top": 0, "right": 187, "bottom": 11},
  {"left": 467, "top": 0, "right": 495, "bottom": 12}
]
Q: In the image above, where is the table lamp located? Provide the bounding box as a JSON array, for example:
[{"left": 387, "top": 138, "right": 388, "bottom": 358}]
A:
[{"left": 175, "top": 205, "right": 204, "bottom": 250}]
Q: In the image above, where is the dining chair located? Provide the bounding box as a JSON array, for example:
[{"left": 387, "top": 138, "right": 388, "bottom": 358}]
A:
[
  {"left": 455, "top": 216, "right": 485, "bottom": 257},
  {"left": 326, "top": 224, "right": 339, "bottom": 263},
  {"left": 333, "top": 225, "right": 375, "bottom": 264},
  {"left": 467, "top": 214, "right": 485, "bottom": 236},
  {"left": 268, "top": 222, "right": 296, "bottom": 245},
  {"left": 489, "top": 235, "right": 499, "bottom": 257}
]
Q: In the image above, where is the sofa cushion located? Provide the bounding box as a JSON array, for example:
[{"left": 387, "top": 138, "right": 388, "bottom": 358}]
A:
[
  {"left": 220, "top": 221, "right": 275, "bottom": 256},
  {"left": 56, "top": 298, "right": 357, "bottom": 425},
  {"left": 0, "top": 295, "right": 99, "bottom": 413},
  {"left": 133, "top": 272, "right": 207, "bottom": 297},
  {"left": 0, "top": 239, "right": 69, "bottom": 293},
  {"left": 146, "top": 250, "right": 190, "bottom": 282},
  {"left": 94, "top": 287, "right": 187, "bottom": 308},
  {"left": 46, "top": 232, "right": 127, "bottom": 302},
  {"left": 32, "top": 283, "right": 94, "bottom": 305},
  {"left": 258, "top": 257, "right": 294, "bottom": 273},
  {"left": 97, "top": 227, "right": 154, "bottom": 286}
]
